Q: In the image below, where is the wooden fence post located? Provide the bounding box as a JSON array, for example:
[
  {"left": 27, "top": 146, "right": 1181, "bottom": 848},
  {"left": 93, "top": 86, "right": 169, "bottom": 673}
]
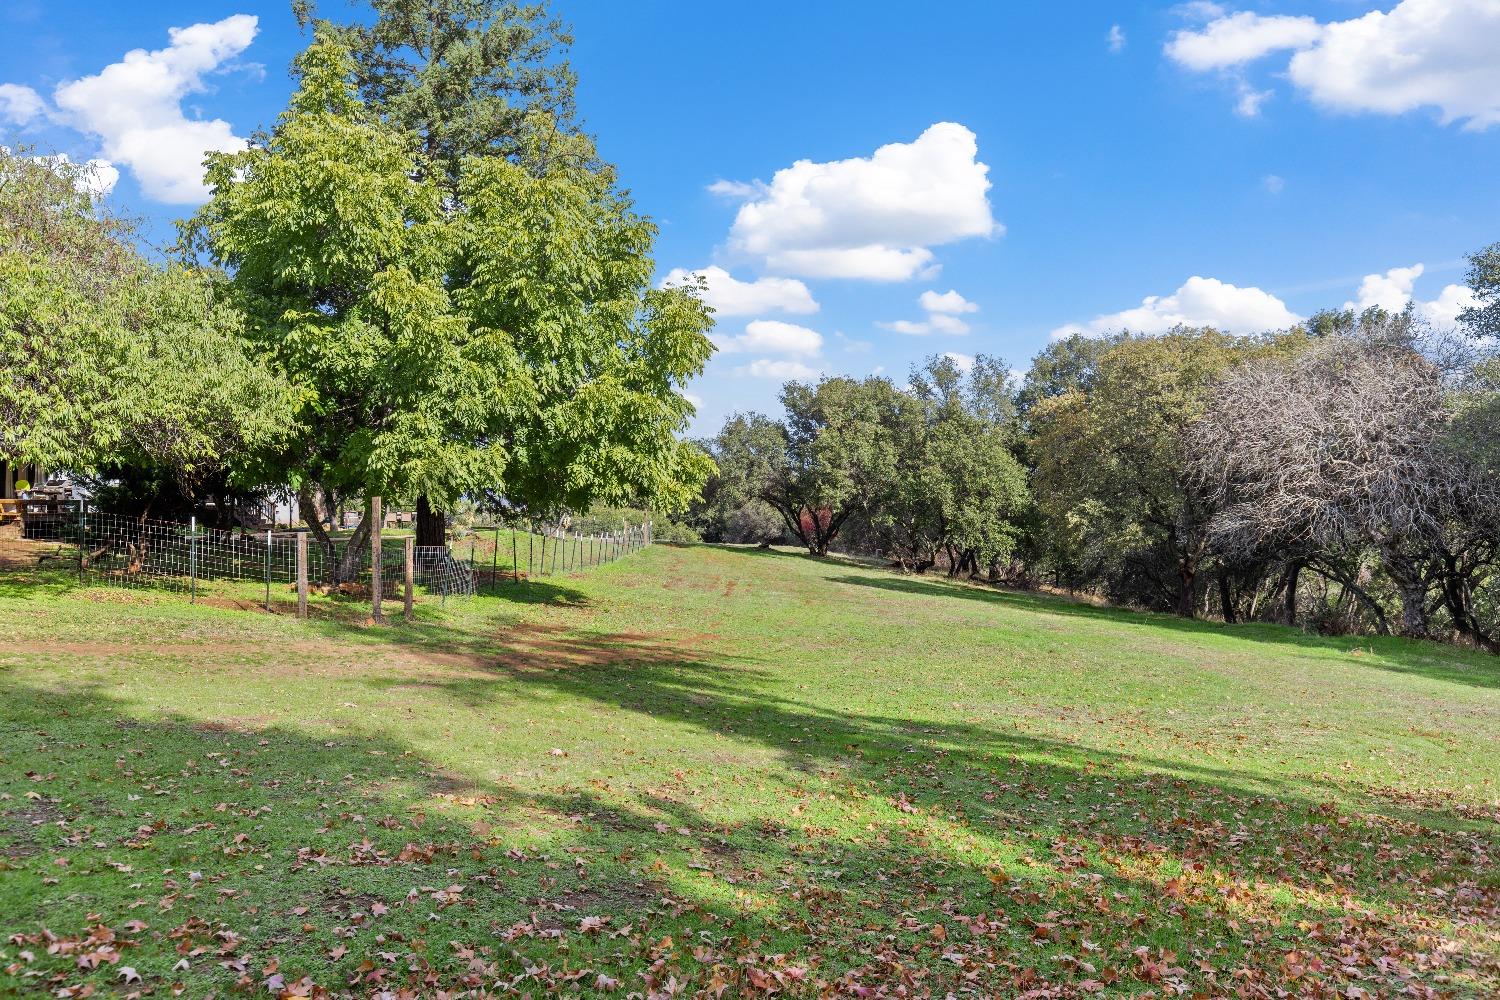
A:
[
  {"left": 371, "top": 495, "right": 385, "bottom": 624},
  {"left": 296, "top": 531, "right": 308, "bottom": 620},
  {"left": 403, "top": 535, "right": 414, "bottom": 620}
]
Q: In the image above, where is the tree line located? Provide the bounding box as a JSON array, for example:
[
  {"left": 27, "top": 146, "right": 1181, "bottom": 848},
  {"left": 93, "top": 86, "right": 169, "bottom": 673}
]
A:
[
  {"left": 1, "top": 0, "right": 712, "bottom": 581},
  {"left": 688, "top": 249, "right": 1500, "bottom": 652}
]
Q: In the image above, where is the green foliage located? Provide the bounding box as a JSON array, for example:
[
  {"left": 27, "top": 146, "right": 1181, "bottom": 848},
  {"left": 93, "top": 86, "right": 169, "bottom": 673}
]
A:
[
  {"left": 306, "top": 0, "right": 578, "bottom": 184},
  {"left": 192, "top": 32, "right": 713, "bottom": 556},
  {"left": 871, "top": 355, "right": 1029, "bottom": 573},
  {"left": 1028, "top": 328, "right": 1281, "bottom": 613},
  {"left": 1459, "top": 240, "right": 1500, "bottom": 339},
  {"left": 0, "top": 149, "right": 288, "bottom": 491}
]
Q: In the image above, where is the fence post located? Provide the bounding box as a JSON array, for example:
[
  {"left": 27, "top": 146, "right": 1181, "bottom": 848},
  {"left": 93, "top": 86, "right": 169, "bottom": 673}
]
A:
[
  {"left": 403, "top": 535, "right": 414, "bottom": 620},
  {"left": 512, "top": 531, "right": 519, "bottom": 584},
  {"left": 264, "top": 528, "right": 272, "bottom": 612},
  {"left": 371, "top": 495, "right": 385, "bottom": 624},
  {"left": 551, "top": 533, "right": 559, "bottom": 575},
  {"left": 491, "top": 526, "right": 499, "bottom": 594},
  {"left": 528, "top": 533, "right": 534, "bottom": 580},
  {"left": 296, "top": 531, "right": 308, "bottom": 620},
  {"left": 77, "top": 497, "right": 85, "bottom": 579},
  {"left": 189, "top": 516, "right": 197, "bottom": 602}
]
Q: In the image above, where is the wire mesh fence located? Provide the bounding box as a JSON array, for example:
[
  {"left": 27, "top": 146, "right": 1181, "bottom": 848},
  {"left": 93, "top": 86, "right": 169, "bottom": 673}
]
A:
[
  {"left": 17, "top": 506, "right": 651, "bottom": 607},
  {"left": 20, "top": 507, "right": 477, "bottom": 604},
  {"left": 451, "top": 522, "right": 652, "bottom": 593}
]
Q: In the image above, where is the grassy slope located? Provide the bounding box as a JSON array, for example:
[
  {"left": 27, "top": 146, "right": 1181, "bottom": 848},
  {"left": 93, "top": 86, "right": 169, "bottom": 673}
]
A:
[{"left": 0, "top": 544, "right": 1496, "bottom": 997}]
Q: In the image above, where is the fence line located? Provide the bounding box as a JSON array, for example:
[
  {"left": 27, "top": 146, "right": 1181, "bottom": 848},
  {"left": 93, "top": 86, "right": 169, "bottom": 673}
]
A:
[
  {"left": 19, "top": 506, "right": 653, "bottom": 605},
  {"left": 452, "top": 521, "right": 652, "bottom": 593}
]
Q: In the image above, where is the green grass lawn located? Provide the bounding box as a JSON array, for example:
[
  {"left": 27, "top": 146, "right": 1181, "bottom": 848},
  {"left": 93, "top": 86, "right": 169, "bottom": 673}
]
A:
[{"left": 0, "top": 543, "right": 1496, "bottom": 997}]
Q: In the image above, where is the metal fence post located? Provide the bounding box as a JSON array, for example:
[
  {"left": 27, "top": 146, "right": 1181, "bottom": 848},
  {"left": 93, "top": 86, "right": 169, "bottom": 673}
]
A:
[
  {"left": 296, "top": 531, "right": 308, "bottom": 619},
  {"left": 371, "top": 495, "right": 385, "bottom": 624},
  {"left": 264, "top": 528, "right": 272, "bottom": 612},
  {"left": 512, "top": 531, "right": 519, "bottom": 584},
  {"left": 528, "top": 533, "right": 534, "bottom": 580},
  {"left": 189, "top": 516, "right": 197, "bottom": 602},
  {"left": 491, "top": 526, "right": 499, "bottom": 594},
  {"left": 403, "top": 535, "right": 414, "bottom": 620},
  {"left": 77, "top": 497, "right": 85, "bottom": 579}
]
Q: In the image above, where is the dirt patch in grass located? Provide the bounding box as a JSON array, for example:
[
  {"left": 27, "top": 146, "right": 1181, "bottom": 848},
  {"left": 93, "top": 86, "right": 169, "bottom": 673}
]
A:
[{"left": 0, "top": 799, "right": 63, "bottom": 858}]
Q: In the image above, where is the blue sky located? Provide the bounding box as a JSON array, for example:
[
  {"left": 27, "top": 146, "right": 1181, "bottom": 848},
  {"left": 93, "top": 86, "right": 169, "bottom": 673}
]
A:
[{"left": 3, "top": 1, "right": 1498, "bottom": 435}]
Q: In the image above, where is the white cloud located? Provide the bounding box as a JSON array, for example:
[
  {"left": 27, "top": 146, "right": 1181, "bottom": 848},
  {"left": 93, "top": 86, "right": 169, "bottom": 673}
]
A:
[
  {"left": 1051, "top": 275, "right": 1302, "bottom": 339},
  {"left": 919, "top": 289, "right": 979, "bottom": 314},
  {"left": 1261, "top": 173, "right": 1285, "bottom": 194},
  {"left": 706, "top": 178, "right": 763, "bottom": 198},
  {"left": 713, "top": 319, "right": 823, "bottom": 357},
  {"left": 735, "top": 358, "right": 820, "bottom": 380},
  {"left": 1165, "top": 12, "right": 1322, "bottom": 71},
  {"left": 683, "top": 391, "right": 703, "bottom": 408},
  {"left": 1167, "top": 1, "right": 1500, "bottom": 130},
  {"left": 1344, "top": 263, "right": 1425, "bottom": 313},
  {"left": 942, "top": 351, "right": 975, "bottom": 373},
  {"left": 0, "top": 83, "right": 44, "bottom": 124},
  {"left": 660, "top": 265, "right": 817, "bottom": 316},
  {"left": 722, "top": 122, "right": 998, "bottom": 282},
  {"left": 1418, "top": 282, "right": 1480, "bottom": 326},
  {"left": 881, "top": 288, "right": 979, "bottom": 335},
  {"left": 1343, "top": 262, "right": 1479, "bottom": 326},
  {"left": 25, "top": 14, "right": 260, "bottom": 203},
  {"left": 1108, "top": 25, "right": 1127, "bottom": 53}
]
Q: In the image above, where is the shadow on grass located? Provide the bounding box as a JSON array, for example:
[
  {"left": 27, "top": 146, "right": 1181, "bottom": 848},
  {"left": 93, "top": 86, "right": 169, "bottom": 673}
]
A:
[
  {"left": 1, "top": 667, "right": 1493, "bottom": 998},
  {"left": 830, "top": 572, "right": 1500, "bottom": 690}
]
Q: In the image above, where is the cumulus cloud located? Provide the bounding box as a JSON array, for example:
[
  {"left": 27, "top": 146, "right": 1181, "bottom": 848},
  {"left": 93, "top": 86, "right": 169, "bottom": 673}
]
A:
[
  {"left": 735, "top": 358, "right": 821, "bottom": 380},
  {"left": 721, "top": 122, "right": 998, "bottom": 282},
  {"left": 1108, "top": 25, "right": 1127, "bottom": 53},
  {"left": 1343, "top": 262, "right": 1479, "bottom": 325},
  {"left": 1050, "top": 276, "right": 1302, "bottom": 339},
  {"left": 660, "top": 265, "right": 817, "bottom": 317},
  {"left": 713, "top": 320, "right": 824, "bottom": 357},
  {"left": 919, "top": 289, "right": 979, "bottom": 315},
  {"left": 1166, "top": 1, "right": 1500, "bottom": 130},
  {"left": 1165, "top": 11, "right": 1322, "bottom": 70},
  {"left": 881, "top": 288, "right": 979, "bottom": 336},
  {"left": 15, "top": 14, "right": 260, "bottom": 203},
  {"left": 0, "top": 83, "right": 44, "bottom": 124}
]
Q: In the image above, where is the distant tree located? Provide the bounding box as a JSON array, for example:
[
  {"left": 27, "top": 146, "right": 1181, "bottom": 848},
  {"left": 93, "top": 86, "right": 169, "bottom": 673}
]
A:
[
  {"left": 0, "top": 149, "right": 287, "bottom": 506},
  {"left": 1016, "top": 333, "right": 1116, "bottom": 421},
  {"left": 1194, "top": 328, "right": 1500, "bottom": 646},
  {"left": 876, "top": 355, "right": 1029, "bottom": 576},
  {"left": 193, "top": 34, "right": 711, "bottom": 579},
  {"left": 1029, "top": 329, "right": 1265, "bottom": 617},
  {"left": 1459, "top": 241, "right": 1500, "bottom": 339}
]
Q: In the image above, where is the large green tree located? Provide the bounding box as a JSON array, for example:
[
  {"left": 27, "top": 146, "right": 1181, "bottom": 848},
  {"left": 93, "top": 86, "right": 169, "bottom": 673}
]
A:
[
  {"left": 300, "top": 0, "right": 589, "bottom": 544},
  {"left": 0, "top": 149, "right": 287, "bottom": 504},
  {"left": 193, "top": 34, "right": 710, "bottom": 578}
]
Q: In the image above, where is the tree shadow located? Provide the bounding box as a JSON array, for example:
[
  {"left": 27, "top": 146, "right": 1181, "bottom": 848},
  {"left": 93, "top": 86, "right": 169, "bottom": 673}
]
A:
[
  {"left": 830, "top": 572, "right": 1500, "bottom": 690},
  {"left": 1, "top": 645, "right": 1494, "bottom": 996}
]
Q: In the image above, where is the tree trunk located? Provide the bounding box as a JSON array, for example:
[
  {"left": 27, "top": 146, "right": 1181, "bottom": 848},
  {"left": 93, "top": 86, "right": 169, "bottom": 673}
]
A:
[
  {"left": 1217, "top": 569, "right": 1237, "bottom": 624},
  {"left": 1380, "top": 546, "right": 1431, "bottom": 639},
  {"left": 415, "top": 494, "right": 446, "bottom": 549},
  {"left": 1283, "top": 562, "right": 1301, "bottom": 626},
  {"left": 1176, "top": 561, "right": 1196, "bottom": 618}
]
